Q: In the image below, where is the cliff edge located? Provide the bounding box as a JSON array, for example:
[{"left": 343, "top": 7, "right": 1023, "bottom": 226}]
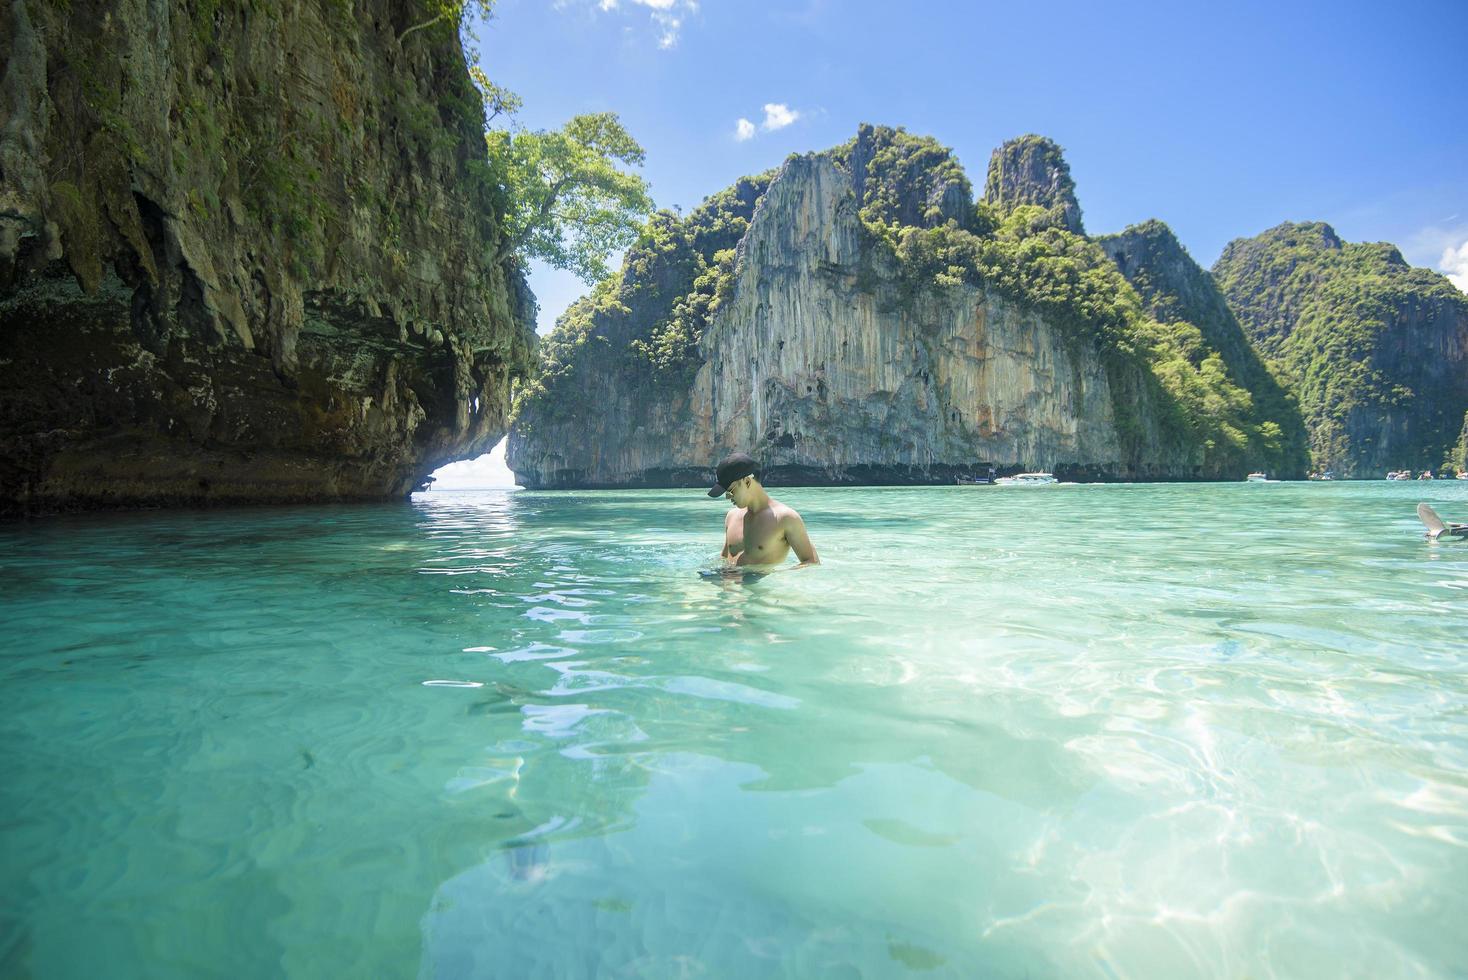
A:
[
  {"left": 509, "top": 126, "right": 1294, "bottom": 487},
  {"left": 1213, "top": 222, "right": 1468, "bottom": 476},
  {"left": 0, "top": 0, "right": 536, "bottom": 514}
]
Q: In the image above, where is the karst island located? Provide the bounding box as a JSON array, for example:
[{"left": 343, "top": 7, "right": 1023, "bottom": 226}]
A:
[{"left": 2, "top": 1, "right": 1466, "bottom": 976}]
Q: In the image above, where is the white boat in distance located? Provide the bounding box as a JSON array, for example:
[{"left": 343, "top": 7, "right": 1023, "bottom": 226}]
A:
[
  {"left": 995, "top": 472, "right": 1058, "bottom": 486},
  {"left": 1245, "top": 472, "right": 1276, "bottom": 483}
]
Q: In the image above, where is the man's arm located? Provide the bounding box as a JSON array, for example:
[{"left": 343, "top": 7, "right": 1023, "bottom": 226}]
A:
[
  {"left": 782, "top": 509, "right": 820, "bottom": 567},
  {"left": 721, "top": 508, "right": 735, "bottom": 560}
]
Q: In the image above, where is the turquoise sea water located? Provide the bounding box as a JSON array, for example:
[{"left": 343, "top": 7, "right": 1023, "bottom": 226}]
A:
[{"left": 2, "top": 482, "right": 1467, "bottom": 978}]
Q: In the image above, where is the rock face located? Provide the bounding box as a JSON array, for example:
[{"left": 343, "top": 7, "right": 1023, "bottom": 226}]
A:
[
  {"left": 1098, "top": 220, "right": 1310, "bottom": 477},
  {"left": 0, "top": 0, "right": 535, "bottom": 515},
  {"left": 1213, "top": 222, "right": 1468, "bottom": 476},
  {"left": 509, "top": 126, "right": 1274, "bottom": 488},
  {"left": 982, "top": 135, "right": 1084, "bottom": 235}
]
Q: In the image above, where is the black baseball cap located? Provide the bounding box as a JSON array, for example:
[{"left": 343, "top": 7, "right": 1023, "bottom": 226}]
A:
[{"left": 708, "top": 452, "right": 759, "bottom": 497}]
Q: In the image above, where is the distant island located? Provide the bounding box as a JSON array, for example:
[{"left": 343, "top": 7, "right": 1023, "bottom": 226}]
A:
[
  {"left": 509, "top": 126, "right": 1466, "bottom": 488},
  {"left": 2, "top": 0, "right": 1464, "bottom": 516},
  {"left": 1214, "top": 222, "right": 1468, "bottom": 478}
]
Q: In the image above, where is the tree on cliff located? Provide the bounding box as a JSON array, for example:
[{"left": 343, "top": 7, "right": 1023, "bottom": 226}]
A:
[
  {"left": 486, "top": 113, "right": 654, "bottom": 283},
  {"left": 398, "top": 0, "right": 493, "bottom": 45},
  {"left": 1452, "top": 411, "right": 1468, "bottom": 473}
]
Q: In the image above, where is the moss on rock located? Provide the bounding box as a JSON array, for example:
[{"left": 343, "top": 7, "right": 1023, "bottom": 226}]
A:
[{"left": 0, "top": 0, "right": 536, "bottom": 514}]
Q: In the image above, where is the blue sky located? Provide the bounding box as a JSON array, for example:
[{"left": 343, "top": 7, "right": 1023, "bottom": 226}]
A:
[{"left": 432, "top": 0, "right": 1468, "bottom": 487}]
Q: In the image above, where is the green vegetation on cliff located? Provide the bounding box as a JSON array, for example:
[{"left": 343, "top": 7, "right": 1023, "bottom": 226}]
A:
[
  {"left": 512, "top": 173, "right": 773, "bottom": 432},
  {"left": 514, "top": 126, "right": 1346, "bottom": 480},
  {"left": 845, "top": 128, "right": 1286, "bottom": 476},
  {"left": 846, "top": 126, "right": 972, "bottom": 231},
  {"left": 1098, "top": 220, "right": 1311, "bottom": 476},
  {"left": 1453, "top": 412, "right": 1468, "bottom": 473},
  {"left": 982, "top": 134, "right": 1084, "bottom": 235},
  {"left": 1213, "top": 222, "right": 1468, "bottom": 475},
  {"left": 1, "top": 0, "right": 545, "bottom": 511}
]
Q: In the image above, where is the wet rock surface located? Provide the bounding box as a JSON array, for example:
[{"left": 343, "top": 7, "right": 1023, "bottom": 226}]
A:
[{"left": 0, "top": 0, "right": 534, "bottom": 515}]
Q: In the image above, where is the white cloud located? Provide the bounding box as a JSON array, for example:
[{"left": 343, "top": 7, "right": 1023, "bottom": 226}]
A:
[
  {"left": 1409, "top": 222, "right": 1468, "bottom": 294},
  {"left": 761, "top": 103, "right": 800, "bottom": 131},
  {"left": 578, "top": 0, "right": 693, "bottom": 47},
  {"left": 1441, "top": 239, "right": 1468, "bottom": 293},
  {"left": 731, "top": 103, "right": 805, "bottom": 142},
  {"left": 1401, "top": 221, "right": 1468, "bottom": 269}
]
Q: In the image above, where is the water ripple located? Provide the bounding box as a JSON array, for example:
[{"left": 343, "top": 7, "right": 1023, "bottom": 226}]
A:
[{"left": 2, "top": 484, "right": 1466, "bottom": 977}]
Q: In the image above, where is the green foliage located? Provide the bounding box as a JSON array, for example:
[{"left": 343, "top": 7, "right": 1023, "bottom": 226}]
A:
[
  {"left": 844, "top": 125, "right": 972, "bottom": 231},
  {"left": 1213, "top": 222, "right": 1468, "bottom": 472},
  {"left": 982, "top": 134, "right": 1083, "bottom": 232},
  {"left": 630, "top": 247, "right": 737, "bottom": 377},
  {"left": 234, "top": 128, "right": 331, "bottom": 269},
  {"left": 1449, "top": 411, "right": 1468, "bottom": 472},
  {"left": 513, "top": 173, "right": 773, "bottom": 428},
  {"left": 486, "top": 113, "right": 654, "bottom": 283},
  {"left": 515, "top": 129, "right": 1335, "bottom": 478},
  {"left": 1096, "top": 221, "right": 1312, "bottom": 475},
  {"left": 392, "top": 69, "right": 468, "bottom": 159},
  {"left": 617, "top": 174, "right": 771, "bottom": 381},
  {"left": 873, "top": 206, "right": 1288, "bottom": 473},
  {"left": 468, "top": 65, "right": 522, "bottom": 125},
  {"left": 876, "top": 206, "right": 1140, "bottom": 345},
  {"left": 398, "top": 0, "right": 493, "bottom": 44},
  {"left": 191, "top": 0, "right": 222, "bottom": 47},
  {"left": 511, "top": 277, "right": 624, "bottom": 431},
  {"left": 48, "top": 181, "right": 84, "bottom": 216},
  {"left": 983, "top": 135, "right": 1075, "bottom": 201}
]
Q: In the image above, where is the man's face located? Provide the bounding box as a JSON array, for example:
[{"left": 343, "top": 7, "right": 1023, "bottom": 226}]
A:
[{"left": 725, "top": 475, "right": 753, "bottom": 507}]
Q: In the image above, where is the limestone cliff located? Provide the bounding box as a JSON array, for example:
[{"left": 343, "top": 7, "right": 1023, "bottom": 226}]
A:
[
  {"left": 1212, "top": 223, "right": 1468, "bottom": 476},
  {"left": 0, "top": 0, "right": 536, "bottom": 514},
  {"left": 509, "top": 126, "right": 1267, "bottom": 488},
  {"left": 1098, "top": 220, "right": 1310, "bottom": 477},
  {"left": 982, "top": 135, "right": 1083, "bottom": 236}
]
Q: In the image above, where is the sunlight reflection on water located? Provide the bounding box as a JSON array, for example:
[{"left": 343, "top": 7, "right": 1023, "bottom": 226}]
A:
[{"left": 1, "top": 482, "right": 1466, "bottom": 977}]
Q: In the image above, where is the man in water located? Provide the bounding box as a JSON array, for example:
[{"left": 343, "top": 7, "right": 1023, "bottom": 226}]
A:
[{"left": 707, "top": 452, "right": 820, "bottom": 568}]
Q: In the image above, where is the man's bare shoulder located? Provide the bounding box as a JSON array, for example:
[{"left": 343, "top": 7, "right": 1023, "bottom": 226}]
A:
[
  {"left": 763, "top": 504, "right": 810, "bottom": 536},
  {"left": 769, "top": 499, "right": 806, "bottom": 524}
]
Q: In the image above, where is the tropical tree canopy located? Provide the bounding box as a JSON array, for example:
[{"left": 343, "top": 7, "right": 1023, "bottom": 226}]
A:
[{"left": 487, "top": 113, "right": 654, "bottom": 283}]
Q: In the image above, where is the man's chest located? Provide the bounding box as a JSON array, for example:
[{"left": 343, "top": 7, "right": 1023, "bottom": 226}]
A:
[{"left": 728, "top": 509, "right": 784, "bottom": 557}]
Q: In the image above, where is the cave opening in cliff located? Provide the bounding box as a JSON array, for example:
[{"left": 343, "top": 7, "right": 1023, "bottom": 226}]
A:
[{"left": 422, "top": 437, "right": 519, "bottom": 490}]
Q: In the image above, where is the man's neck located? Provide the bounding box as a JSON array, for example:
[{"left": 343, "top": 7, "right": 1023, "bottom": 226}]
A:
[{"left": 744, "top": 486, "right": 772, "bottom": 513}]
